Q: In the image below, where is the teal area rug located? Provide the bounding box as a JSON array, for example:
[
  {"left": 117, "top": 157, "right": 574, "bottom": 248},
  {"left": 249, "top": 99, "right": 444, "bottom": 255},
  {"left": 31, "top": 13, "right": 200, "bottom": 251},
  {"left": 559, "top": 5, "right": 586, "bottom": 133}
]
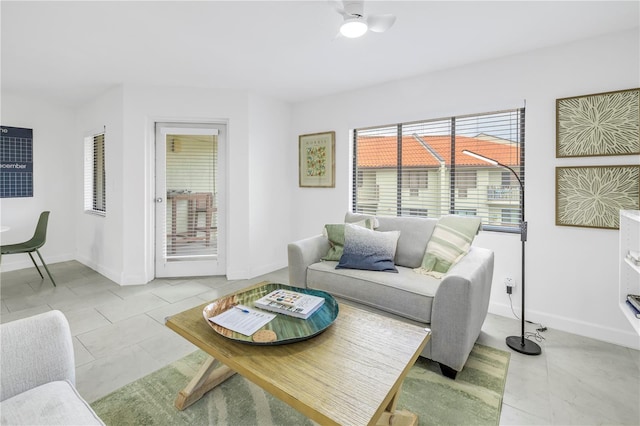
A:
[{"left": 91, "top": 343, "right": 509, "bottom": 425}]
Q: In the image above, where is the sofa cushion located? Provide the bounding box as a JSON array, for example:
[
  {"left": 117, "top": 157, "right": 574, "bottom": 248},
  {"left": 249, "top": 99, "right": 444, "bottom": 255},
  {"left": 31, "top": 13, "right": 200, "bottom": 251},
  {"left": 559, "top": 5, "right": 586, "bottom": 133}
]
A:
[
  {"left": 415, "top": 215, "right": 482, "bottom": 278},
  {"left": 346, "top": 213, "right": 436, "bottom": 268},
  {"left": 322, "top": 220, "right": 372, "bottom": 261},
  {"left": 0, "top": 380, "right": 104, "bottom": 425},
  {"left": 336, "top": 224, "right": 400, "bottom": 272},
  {"left": 308, "top": 261, "right": 441, "bottom": 323}
]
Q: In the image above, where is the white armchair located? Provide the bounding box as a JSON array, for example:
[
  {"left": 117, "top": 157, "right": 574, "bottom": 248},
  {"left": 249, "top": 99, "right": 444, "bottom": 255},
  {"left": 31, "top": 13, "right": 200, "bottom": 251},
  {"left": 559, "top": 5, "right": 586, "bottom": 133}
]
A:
[{"left": 0, "top": 310, "right": 104, "bottom": 425}]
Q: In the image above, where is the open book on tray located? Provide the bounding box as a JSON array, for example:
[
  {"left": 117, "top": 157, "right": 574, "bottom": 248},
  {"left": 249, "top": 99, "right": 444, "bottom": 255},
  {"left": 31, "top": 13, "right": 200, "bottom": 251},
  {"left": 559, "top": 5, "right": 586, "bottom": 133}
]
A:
[{"left": 254, "top": 289, "right": 325, "bottom": 319}]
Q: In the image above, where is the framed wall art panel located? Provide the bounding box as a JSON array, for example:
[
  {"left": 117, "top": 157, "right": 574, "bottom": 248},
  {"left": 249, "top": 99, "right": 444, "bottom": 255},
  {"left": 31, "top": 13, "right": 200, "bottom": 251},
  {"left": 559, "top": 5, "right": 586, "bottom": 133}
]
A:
[
  {"left": 0, "top": 125, "right": 34, "bottom": 198},
  {"left": 299, "top": 131, "right": 335, "bottom": 188},
  {"left": 556, "top": 88, "right": 640, "bottom": 158},
  {"left": 556, "top": 165, "right": 640, "bottom": 229}
]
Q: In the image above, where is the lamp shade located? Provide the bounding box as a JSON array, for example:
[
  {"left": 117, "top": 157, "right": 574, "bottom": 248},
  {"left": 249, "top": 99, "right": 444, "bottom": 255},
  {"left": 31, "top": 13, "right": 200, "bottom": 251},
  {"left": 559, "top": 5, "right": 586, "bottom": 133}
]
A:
[{"left": 340, "top": 18, "right": 368, "bottom": 38}]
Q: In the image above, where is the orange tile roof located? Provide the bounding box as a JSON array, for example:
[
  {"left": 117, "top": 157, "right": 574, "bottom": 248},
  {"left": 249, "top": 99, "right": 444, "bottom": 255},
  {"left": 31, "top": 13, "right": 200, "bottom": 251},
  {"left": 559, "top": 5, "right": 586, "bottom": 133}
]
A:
[{"left": 356, "top": 135, "right": 521, "bottom": 168}]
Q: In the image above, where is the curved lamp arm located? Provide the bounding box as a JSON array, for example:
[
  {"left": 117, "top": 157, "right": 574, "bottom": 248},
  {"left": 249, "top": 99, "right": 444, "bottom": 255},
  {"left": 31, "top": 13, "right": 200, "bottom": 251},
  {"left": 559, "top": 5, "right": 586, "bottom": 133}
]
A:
[{"left": 461, "top": 149, "right": 525, "bottom": 240}]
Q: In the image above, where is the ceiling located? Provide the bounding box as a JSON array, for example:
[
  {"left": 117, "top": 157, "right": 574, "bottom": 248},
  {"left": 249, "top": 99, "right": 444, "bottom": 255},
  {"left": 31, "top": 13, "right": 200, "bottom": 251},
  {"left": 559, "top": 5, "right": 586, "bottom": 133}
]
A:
[{"left": 2, "top": 1, "right": 638, "bottom": 108}]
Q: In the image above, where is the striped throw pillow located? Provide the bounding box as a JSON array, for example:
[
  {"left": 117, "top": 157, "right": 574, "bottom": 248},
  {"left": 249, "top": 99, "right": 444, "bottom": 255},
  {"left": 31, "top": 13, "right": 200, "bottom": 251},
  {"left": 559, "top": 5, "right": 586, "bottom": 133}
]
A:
[{"left": 415, "top": 215, "right": 481, "bottom": 278}]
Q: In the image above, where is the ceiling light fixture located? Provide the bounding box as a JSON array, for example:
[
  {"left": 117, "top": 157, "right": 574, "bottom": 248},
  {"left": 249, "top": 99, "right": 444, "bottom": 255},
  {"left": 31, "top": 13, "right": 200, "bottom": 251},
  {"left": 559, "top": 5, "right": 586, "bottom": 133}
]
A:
[{"left": 340, "top": 17, "right": 368, "bottom": 38}]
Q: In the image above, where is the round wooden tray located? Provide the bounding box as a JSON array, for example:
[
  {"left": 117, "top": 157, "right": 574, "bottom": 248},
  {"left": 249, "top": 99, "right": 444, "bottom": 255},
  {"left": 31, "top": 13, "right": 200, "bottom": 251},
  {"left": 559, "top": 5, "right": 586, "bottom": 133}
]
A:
[{"left": 202, "top": 283, "right": 339, "bottom": 345}]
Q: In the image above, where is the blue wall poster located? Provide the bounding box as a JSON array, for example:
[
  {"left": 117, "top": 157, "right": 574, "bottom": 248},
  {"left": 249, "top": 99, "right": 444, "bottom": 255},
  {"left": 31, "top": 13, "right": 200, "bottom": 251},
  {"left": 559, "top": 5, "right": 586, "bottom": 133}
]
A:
[{"left": 0, "top": 126, "right": 34, "bottom": 198}]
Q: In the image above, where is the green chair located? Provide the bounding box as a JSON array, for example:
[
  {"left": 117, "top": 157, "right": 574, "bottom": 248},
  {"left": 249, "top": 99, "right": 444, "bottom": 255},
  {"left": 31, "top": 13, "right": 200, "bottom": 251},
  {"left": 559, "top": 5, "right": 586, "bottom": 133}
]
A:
[{"left": 1, "top": 211, "right": 56, "bottom": 286}]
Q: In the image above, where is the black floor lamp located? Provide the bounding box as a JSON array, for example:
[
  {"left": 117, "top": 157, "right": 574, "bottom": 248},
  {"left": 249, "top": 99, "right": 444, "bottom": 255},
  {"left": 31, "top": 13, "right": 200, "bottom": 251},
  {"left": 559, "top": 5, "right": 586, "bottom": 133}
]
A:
[{"left": 462, "top": 150, "right": 542, "bottom": 356}]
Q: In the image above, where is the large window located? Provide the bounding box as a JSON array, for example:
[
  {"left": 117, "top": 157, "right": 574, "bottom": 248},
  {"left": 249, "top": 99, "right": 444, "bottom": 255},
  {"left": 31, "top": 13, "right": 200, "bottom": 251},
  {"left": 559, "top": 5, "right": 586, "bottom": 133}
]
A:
[
  {"left": 352, "top": 109, "right": 524, "bottom": 232},
  {"left": 84, "top": 131, "right": 106, "bottom": 215}
]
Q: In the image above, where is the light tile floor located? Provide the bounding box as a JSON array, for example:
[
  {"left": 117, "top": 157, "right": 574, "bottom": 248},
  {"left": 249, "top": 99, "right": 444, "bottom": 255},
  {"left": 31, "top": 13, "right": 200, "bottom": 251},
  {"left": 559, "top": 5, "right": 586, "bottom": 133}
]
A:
[{"left": 1, "top": 261, "right": 639, "bottom": 425}]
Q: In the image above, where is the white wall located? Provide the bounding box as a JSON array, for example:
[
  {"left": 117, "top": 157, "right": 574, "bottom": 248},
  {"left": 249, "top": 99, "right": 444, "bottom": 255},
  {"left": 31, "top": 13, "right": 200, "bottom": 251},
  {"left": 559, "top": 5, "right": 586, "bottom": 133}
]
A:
[
  {"left": 74, "top": 86, "right": 125, "bottom": 282},
  {"left": 248, "top": 93, "right": 293, "bottom": 277},
  {"left": 0, "top": 93, "right": 76, "bottom": 271},
  {"left": 5, "top": 84, "right": 292, "bottom": 285},
  {"left": 122, "top": 85, "right": 253, "bottom": 283},
  {"left": 72, "top": 85, "right": 292, "bottom": 284},
  {"left": 290, "top": 29, "right": 640, "bottom": 349}
]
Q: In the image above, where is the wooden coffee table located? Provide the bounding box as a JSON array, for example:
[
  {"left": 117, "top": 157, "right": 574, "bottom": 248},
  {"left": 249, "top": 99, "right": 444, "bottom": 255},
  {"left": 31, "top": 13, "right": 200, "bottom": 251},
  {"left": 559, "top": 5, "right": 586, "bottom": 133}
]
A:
[{"left": 165, "top": 282, "right": 430, "bottom": 426}]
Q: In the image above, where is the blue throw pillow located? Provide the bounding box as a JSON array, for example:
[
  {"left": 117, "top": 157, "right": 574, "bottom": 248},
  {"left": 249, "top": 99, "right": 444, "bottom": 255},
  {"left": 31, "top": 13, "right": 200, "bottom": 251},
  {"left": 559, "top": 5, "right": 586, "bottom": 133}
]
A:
[{"left": 336, "top": 223, "right": 400, "bottom": 273}]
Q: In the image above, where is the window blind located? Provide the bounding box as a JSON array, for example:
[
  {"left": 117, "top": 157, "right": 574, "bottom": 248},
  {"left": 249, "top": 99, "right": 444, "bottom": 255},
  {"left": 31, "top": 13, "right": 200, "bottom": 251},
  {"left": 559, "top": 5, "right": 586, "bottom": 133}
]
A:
[
  {"left": 165, "top": 133, "right": 218, "bottom": 258},
  {"left": 84, "top": 132, "right": 106, "bottom": 215},
  {"left": 352, "top": 109, "right": 524, "bottom": 232}
]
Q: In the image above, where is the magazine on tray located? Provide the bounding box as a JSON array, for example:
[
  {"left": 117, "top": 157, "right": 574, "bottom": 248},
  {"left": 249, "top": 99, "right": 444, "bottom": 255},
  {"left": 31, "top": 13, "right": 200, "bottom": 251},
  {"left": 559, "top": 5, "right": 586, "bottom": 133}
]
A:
[{"left": 254, "top": 289, "right": 325, "bottom": 319}]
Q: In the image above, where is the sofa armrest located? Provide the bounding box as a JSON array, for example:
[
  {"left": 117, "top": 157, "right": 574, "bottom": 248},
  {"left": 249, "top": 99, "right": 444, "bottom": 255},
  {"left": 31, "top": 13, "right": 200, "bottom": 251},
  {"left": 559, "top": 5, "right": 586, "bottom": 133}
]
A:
[
  {"left": 429, "top": 246, "right": 494, "bottom": 372},
  {"left": 0, "top": 310, "right": 76, "bottom": 401},
  {"left": 288, "top": 234, "right": 330, "bottom": 287}
]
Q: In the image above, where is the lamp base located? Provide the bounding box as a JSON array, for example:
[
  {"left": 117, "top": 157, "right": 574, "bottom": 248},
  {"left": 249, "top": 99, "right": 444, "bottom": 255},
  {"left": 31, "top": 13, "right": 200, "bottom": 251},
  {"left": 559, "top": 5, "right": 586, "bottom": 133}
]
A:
[{"left": 506, "top": 335, "right": 542, "bottom": 355}]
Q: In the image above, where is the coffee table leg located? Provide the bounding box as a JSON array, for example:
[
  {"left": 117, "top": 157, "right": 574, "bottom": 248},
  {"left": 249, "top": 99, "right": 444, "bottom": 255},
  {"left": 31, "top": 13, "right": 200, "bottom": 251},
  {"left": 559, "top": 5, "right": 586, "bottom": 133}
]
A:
[
  {"left": 175, "top": 355, "right": 237, "bottom": 410},
  {"left": 375, "top": 386, "right": 418, "bottom": 426}
]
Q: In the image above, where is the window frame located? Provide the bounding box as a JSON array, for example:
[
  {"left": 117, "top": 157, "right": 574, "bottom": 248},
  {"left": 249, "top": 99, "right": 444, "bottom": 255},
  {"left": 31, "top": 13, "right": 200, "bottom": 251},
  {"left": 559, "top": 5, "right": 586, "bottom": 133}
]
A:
[
  {"left": 351, "top": 108, "right": 525, "bottom": 233},
  {"left": 84, "top": 131, "right": 106, "bottom": 216}
]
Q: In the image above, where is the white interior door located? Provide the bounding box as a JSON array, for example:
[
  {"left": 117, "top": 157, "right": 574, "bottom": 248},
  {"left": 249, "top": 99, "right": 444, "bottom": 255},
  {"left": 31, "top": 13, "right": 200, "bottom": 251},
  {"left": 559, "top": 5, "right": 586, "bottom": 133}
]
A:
[{"left": 155, "top": 122, "right": 226, "bottom": 277}]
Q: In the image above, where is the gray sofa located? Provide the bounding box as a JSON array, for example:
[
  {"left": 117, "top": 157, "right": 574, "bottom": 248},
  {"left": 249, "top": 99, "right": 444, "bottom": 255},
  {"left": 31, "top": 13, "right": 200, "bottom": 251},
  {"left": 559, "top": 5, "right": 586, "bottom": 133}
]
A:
[
  {"left": 288, "top": 212, "right": 494, "bottom": 379},
  {"left": 0, "top": 310, "right": 104, "bottom": 425}
]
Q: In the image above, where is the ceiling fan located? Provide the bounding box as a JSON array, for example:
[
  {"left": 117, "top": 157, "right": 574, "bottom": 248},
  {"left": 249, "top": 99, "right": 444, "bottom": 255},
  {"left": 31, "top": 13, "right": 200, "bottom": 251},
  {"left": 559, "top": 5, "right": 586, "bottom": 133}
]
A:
[{"left": 334, "top": 0, "right": 396, "bottom": 38}]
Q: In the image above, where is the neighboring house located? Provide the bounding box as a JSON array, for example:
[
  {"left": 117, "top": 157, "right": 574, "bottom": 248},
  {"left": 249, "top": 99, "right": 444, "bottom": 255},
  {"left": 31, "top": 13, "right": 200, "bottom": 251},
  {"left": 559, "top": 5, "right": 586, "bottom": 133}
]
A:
[{"left": 355, "top": 134, "right": 521, "bottom": 230}]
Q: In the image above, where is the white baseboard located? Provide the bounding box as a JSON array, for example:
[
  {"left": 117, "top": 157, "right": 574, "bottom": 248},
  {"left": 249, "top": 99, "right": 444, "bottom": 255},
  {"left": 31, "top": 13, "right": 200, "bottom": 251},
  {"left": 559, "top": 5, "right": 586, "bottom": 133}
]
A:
[
  {"left": 74, "top": 255, "right": 122, "bottom": 285},
  {"left": 0, "top": 253, "right": 74, "bottom": 273},
  {"left": 118, "top": 273, "right": 149, "bottom": 286},
  {"left": 489, "top": 301, "right": 640, "bottom": 351},
  {"left": 226, "top": 268, "right": 250, "bottom": 280},
  {"left": 74, "top": 257, "right": 150, "bottom": 286},
  {"left": 249, "top": 261, "right": 288, "bottom": 280}
]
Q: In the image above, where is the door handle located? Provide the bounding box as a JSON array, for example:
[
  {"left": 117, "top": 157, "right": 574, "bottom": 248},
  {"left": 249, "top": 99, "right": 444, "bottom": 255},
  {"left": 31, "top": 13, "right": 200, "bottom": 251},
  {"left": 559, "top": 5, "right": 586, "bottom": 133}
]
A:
[{"left": 155, "top": 197, "right": 163, "bottom": 203}]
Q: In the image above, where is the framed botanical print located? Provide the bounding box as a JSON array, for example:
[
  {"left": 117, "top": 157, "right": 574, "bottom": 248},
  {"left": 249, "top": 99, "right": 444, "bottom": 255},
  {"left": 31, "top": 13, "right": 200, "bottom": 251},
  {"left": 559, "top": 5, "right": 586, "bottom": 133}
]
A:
[
  {"left": 299, "top": 131, "right": 335, "bottom": 188},
  {"left": 556, "top": 88, "right": 640, "bottom": 158},
  {"left": 556, "top": 165, "right": 640, "bottom": 229}
]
